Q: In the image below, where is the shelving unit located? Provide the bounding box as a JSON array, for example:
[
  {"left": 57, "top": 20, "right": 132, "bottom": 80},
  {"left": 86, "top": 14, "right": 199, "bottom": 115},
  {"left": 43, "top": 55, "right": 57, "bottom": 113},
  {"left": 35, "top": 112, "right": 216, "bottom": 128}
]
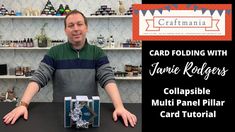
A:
[
  {"left": 0, "top": 14, "right": 141, "bottom": 80},
  {"left": 0, "top": 75, "right": 142, "bottom": 80},
  {"left": 0, "top": 0, "right": 142, "bottom": 103}
]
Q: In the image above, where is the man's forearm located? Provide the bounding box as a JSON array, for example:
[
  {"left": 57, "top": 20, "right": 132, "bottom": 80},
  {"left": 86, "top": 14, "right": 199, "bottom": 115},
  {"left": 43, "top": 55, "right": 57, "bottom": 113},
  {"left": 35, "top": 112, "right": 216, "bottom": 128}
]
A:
[
  {"left": 20, "top": 81, "right": 40, "bottom": 105},
  {"left": 105, "top": 82, "right": 137, "bottom": 127},
  {"left": 104, "top": 82, "right": 124, "bottom": 109}
]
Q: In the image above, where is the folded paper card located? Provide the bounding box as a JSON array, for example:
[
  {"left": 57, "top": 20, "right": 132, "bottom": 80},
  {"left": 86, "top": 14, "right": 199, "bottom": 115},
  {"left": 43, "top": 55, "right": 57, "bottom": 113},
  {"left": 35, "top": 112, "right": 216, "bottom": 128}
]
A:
[{"left": 64, "top": 96, "right": 100, "bottom": 128}]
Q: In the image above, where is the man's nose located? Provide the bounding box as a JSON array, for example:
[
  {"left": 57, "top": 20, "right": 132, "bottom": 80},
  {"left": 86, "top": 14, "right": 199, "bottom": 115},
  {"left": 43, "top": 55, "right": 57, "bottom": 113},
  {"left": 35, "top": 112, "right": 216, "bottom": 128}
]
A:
[{"left": 73, "top": 24, "right": 79, "bottom": 30}]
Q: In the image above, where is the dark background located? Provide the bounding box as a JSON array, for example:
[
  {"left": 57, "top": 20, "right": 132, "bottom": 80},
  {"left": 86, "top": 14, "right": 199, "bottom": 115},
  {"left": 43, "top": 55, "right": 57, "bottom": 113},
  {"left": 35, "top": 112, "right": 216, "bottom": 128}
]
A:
[{"left": 142, "top": 0, "right": 234, "bottom": 131}]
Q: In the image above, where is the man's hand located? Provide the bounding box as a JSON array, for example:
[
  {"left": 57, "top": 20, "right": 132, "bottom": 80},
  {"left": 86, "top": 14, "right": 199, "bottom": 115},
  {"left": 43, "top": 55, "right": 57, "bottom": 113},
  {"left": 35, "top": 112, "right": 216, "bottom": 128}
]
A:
[
  {"left": 3, "top": 106, "right": 28, "bottom": 124},
  {"left": 3, "top": 82, "right": 39, "bottom": 125},
  {"left": 113, "top": 106, "right": 137, "bottom": 127},
  {"left": 104, "top": 82, "right": 137, "bottom": 127}
]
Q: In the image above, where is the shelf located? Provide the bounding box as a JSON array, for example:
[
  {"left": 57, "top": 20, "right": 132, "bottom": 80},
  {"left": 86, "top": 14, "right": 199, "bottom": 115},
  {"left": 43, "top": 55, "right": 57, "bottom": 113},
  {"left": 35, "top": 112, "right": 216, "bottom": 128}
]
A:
[
  {"left": 102, "top": 47, "right": 141, "bottom": 50},
  {"left": 115, "top": 76, "right": 142, "bottom": 80},
  {"left": 0, "top": 47, "right": 141, "bottom": 50},
  {"left": 0, "top": 75, "right": 141, "bottom": 80},
  {"left": 0, "top": 47, "right": 50, "bottom": 50},
  {"left": 0, "top": 75, "right": 31, "bottom": 79},
  {"left": 0, "top": 15, "right": 132, "bottom": 19},
  {"left": 0, "top": 16, "right": 64, "bottom": 19},
  {"left": 88, "top": 15, "right": 132, "bottom": 18}
]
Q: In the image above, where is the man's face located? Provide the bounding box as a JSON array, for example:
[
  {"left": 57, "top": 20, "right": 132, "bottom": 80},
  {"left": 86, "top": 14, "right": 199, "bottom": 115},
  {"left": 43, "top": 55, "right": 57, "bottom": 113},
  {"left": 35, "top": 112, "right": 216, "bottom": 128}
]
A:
[{"left": 64, "top": 13, "right": 88, "bottom": 45}]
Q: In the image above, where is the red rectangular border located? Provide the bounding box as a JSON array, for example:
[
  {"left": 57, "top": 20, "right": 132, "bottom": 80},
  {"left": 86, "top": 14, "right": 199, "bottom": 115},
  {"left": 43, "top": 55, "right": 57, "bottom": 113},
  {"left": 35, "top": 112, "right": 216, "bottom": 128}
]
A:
[{"left": 133, "top": 4, "right": 232, "bottom": 41}]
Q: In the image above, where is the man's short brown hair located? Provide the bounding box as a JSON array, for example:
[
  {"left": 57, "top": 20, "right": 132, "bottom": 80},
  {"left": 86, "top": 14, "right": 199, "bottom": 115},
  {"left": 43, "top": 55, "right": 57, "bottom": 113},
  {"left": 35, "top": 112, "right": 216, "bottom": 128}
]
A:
[{"left": 64, "top": 10, "right": 88, "bottom": 28}]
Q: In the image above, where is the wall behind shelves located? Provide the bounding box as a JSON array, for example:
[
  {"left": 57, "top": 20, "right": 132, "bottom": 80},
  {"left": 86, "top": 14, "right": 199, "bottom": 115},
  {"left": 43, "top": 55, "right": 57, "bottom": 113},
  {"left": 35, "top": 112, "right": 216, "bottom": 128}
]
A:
[{"left": 0, "top": 0, "right": 142, "bottom": 103}]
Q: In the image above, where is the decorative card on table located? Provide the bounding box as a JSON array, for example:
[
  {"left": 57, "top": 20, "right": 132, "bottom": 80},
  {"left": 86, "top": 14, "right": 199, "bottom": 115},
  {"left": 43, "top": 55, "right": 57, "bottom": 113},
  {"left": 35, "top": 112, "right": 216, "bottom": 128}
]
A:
[{"left": 64, "top": 95, "right": 100, "bottom": 128}]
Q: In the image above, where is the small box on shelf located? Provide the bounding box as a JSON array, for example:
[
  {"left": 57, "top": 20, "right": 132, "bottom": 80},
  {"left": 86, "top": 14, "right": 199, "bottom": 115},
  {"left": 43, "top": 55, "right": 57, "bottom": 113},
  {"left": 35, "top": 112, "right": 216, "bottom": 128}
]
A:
[
  {"left": 90, "top": 5, "right": 117, "bottom": 16},
  {"left": 113, "top": 64, "right": 142, "bottom": 78},
  {"left": 15, "top": 66, "right": 35, "bottom": 77},
  {"left": 121, "top": 39, "right": 142, "bottom": 48},
  {"left": 0, "top": 64, "right": 7, "bottom": 75}
]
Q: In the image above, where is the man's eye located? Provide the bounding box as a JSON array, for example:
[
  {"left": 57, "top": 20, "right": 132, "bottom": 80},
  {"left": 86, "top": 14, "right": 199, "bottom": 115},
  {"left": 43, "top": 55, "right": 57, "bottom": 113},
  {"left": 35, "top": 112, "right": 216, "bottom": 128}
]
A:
[{"left": 68, "top": 25, "right": 74, "bottom": 28}]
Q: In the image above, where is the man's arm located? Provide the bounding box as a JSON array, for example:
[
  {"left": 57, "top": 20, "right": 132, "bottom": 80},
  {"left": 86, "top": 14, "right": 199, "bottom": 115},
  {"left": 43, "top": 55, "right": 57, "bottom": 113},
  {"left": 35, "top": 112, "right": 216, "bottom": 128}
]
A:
[
  {"left": 104, "top": 82, "right": 137, "bottom": 127},
  {"left": 19, "top": 82, "right": 40, "bottom": 106},
  {"left": 95, "top": 47, "right": 137, "bottom": 127},
  {"left": 3, "top": 49, "right": 56, "bottom": 125},
  {"left": 3, "top": 81, "right": 39, "bottom": 124}
]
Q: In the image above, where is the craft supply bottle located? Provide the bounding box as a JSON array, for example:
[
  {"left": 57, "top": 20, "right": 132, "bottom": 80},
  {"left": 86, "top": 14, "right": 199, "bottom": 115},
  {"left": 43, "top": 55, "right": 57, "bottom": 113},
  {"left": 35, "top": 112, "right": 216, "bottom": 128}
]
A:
[
  {"left": 23, "top": 38, "right": 27, "bottom": 47},
  {"left": 30, "top": 38, "right": 34, "bottom": 47},
  {"left": 26, "top": 38, "right": 30, "bottom": 47},
  {"left": 59, "top": 4, "right": 65, "bottom": 15},
  {"left": 64, "top": 5, "right": 71, "bottom": 15},
  {"left": 109, "top": 36, "right": 115, "bottom": 48}
]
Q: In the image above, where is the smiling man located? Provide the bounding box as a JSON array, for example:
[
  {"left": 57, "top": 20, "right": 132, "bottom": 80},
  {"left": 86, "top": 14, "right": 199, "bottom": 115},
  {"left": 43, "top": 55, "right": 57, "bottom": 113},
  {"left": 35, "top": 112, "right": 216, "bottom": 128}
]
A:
[{"left": 3, "top": 10, "right": 137, "bottom": 128}]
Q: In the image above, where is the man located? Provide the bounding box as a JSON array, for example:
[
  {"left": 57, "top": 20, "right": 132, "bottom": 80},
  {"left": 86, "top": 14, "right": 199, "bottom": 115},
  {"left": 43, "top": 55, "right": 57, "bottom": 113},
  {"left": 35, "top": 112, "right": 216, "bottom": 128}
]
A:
[{"left": 3, "top": 10, "right": 137, "bottom": 127}]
